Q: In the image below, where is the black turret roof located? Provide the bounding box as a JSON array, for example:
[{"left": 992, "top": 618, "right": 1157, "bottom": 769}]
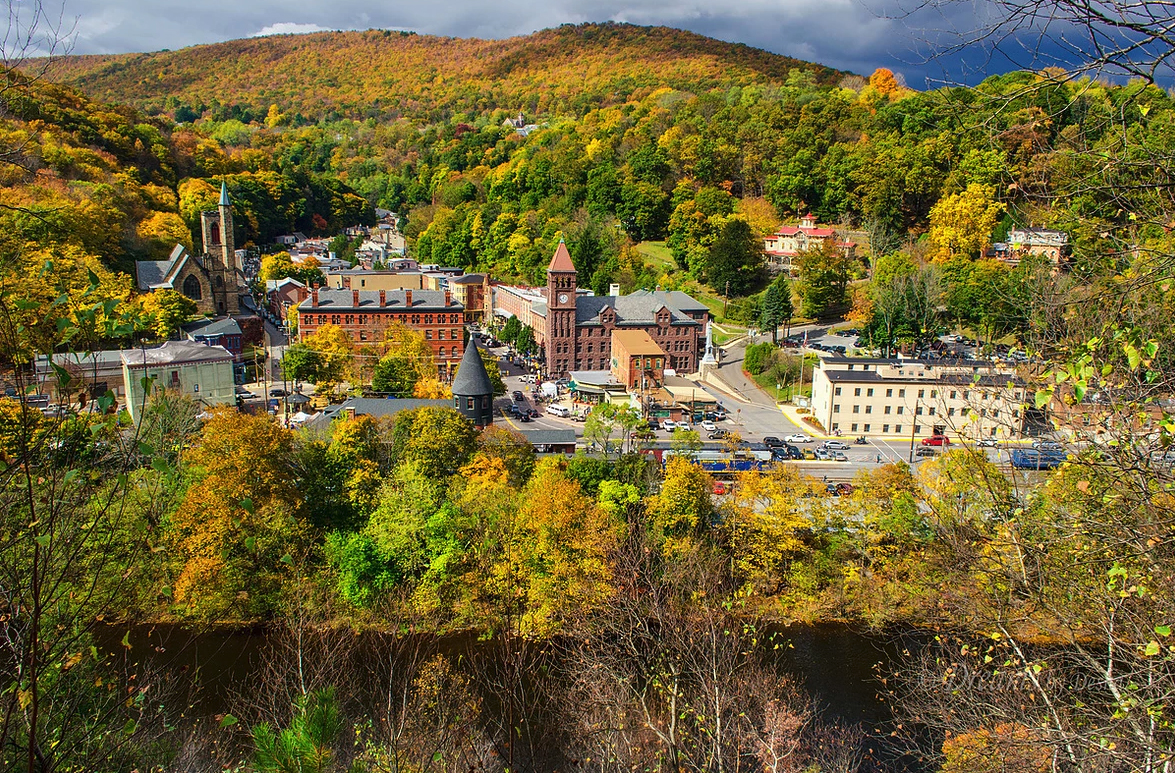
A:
[{"left": 451, "top": 343, "right": 493, "bottom": 397}]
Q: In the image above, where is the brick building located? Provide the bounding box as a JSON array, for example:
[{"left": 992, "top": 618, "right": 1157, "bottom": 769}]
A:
[
  {"left": 610, "top": 329, "right": 667, "bottom": 390},
  {"left": 543, "top": 241, "right": 708, "bottom": 378},
  {"left": 296, "top": 288, "right": 465, "bottom": 367}
]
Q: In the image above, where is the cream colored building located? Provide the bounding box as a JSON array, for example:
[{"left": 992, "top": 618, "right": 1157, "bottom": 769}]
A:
[
  {"left": 121, "top": 341, "right": 236, "bottom": 421},
  {"left": 811, "top": 356, "right": 1028, "bottom": 440},
  {"left": 327, "top": 270, "right": 424, "bottom": 291}
]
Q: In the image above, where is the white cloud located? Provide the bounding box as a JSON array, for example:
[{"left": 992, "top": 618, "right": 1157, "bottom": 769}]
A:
[{"left": 250, "top": 22, "right": 332, "bottom": 37}]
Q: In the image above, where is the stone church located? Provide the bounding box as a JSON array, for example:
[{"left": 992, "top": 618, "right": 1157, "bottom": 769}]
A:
[{"left": 135, "top": 182, "right": 241, "bottom": 315}]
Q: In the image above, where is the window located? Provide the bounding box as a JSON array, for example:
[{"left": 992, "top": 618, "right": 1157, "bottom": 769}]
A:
[
  {"left": 928, "top": 407, "right": 936, "bottom": 416},
  {"left": 914, "top": 424, "right": 922, "bottom": 434},
  {"left": 899, "top": 389, "right": 906, "bottom": 398},
  {"left": 833, "top": 404, "right": 840, "bottom": 413},
  {"left": 950, "top": 390, "right": 957, "bottom": 399},
  {"left": 916, "top": 406, "right": 923, "bottom": 415},
  {"left": 426, "top": 330, "right": 433, "bottom": 340},
  {"left": 854, "top": 387, "right": 861, "bottom": 396},
  {"left": 894, "top": 425, "right": 902, "bottom": 434},
  {"left": 865, "top": 406, "right": 872, "bottom": 414},
  {"left": 964, "top": 390, "right": 970, "bottom": 400},
  {"left": 883, "top": 424, "right": 890, "bottom": 433},
  {"left": 886, "top": 388, "right": 893, "bottom": 397},
  {"left": 917, "top": 389, "right": 925, "bottom": 398},
  {"left": 897, "top": 406, "right": 904, "bottom": 415},
  {"left": 863, "top": 424, "right": 870, "bottom": 432},
  {"left": 931, "top": 390, "right": 937, "bottom": 398},
  {"left": 867, "top": 388, "right": 874, "bottom": 397},
  {"left": 482, "top": 396, "right": 489, "bottom": 409},
  {"left": 835, "top": 387, "right": 842, "bottom": 396},
  {"left": 962, "top": 407, "right": 970, "bottom": 416},
  {"left": 852, "top": 405, "right": 860, "bottom": 414},
  {"left": 851, "top": 423, "right": 858, "bottom": 432},
  {"left": 948, "top": 407, "right": 955, "bottom": 416},
  {"left": 992, "top": 409, "right": 1000, "bottom": 418},
  {"left": 832, "top": 423, "right": 839, "bottom": 431},
  {"left": 848, "top": 364, "right": 855, "bottom": 371},
  {"left": 359, "top": 331, "right": 367, "bottom": 341},
  {"left": 466, "top": 397, "right": 474, "bottom": 410}
]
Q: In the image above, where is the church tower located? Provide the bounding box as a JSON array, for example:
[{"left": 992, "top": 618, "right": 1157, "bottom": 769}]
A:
[
  {"left": 199, "top": 181, "right": 239, "bottom": 315},
  {"left": 545, "top": 239, "right": 577, "bottom": 377}
]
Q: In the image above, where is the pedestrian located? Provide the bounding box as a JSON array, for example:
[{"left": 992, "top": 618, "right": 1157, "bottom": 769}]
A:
[{"left": 876, "top": 453, "right": 881, "bottom": 464}]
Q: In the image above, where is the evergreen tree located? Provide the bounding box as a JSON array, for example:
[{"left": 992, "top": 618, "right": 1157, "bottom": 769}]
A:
[
  {"left": 759, "top": 275, "right": 794, "bottom": 344},
  {"left": 705, "top": 217, "right": 764, "bottom": 296}
]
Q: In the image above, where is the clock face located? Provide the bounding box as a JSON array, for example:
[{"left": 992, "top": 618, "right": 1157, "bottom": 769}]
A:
[{"left": 558, "top": 293, "right": 569, "bottom": 303}]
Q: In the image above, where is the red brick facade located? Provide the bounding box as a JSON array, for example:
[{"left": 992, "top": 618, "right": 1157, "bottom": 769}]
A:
[{"left": 297, "top": 288, "right": 466, "bottom": 365}]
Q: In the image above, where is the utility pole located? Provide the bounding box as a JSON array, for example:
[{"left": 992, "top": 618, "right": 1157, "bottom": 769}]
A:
[
  {"left": 908, "top": 398, "right": 920, "bottom": 463},
  {"left": 722, "top": 280, "right": 730, "bottom": 319}
]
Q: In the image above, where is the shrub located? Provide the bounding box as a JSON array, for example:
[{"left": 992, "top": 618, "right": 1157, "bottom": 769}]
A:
[{"left": 744, "top": 341, "right": 777, "bottom": 375}]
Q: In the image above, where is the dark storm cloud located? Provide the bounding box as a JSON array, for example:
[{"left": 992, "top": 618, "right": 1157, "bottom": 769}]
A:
[{"left": 52, "top": 0, "right": 997, "bottom": 86}]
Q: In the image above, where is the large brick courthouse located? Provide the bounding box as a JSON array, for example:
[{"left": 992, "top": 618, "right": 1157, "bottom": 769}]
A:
[{"left": 543, "top": 241, "right": 709, "bottom": 378}]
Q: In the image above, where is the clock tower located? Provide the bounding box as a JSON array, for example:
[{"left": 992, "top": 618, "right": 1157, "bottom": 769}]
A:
[{"left": 545, "top": 238, "right": 577, "bottom": 377}]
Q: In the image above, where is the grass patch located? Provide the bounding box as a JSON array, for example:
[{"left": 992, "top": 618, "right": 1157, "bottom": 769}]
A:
[{"left": 634, "top": 240, "right": 675, "bottom": 270}]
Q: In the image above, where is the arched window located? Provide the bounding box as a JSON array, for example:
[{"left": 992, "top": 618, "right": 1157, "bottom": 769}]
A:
[
  {"left": 182, "top": 275, "right": 202, "bottom": 301},
  {"left": 210, "top": 222, "right": 221, "bottom": 245}
]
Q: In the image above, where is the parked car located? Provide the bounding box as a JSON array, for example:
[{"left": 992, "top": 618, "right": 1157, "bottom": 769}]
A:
[
  {"left": 835, "top": 483, "right": 855, "bottom": 496},
  {"left": 646, "top": 418, "right": 661, "bottom": 431},
  {"left": 915, "top": 447, "right": 938, "bottom": 458},
  {"left": 713, "top": 410, "right": 728, "bottom": 421},
  {"left": 977, "top": 437, "right": 1000, "bottom": 447},
  {"left": 662, "top": 420, "right": 677, "bottom": 431},
  {"left": 269, "top": 388, "right": 288, "bottom": 397},
  {"left": 709, "top": 429, "right": 730, "bottom": 440},
  {"left": 676, "top": 422, "right": 693, "bottom": 432},
  {"left": 783, "top": 434, "right": 811, "bottom": 444},
  {"left": 527, "top": 408, "right": 540, "bottom": 418},
  {"left": 546, "top": 404, "right": 571, "bottom": 418},
  {"left": 782, "top": 445, "right": 802, "bottom": 460},
  {"left": 814, "top": 448, "right": 831, "bottom": 460},
  {"left": 823, "top": 440, "right": 850, "bottom": 450},
  {"left": 762, "top": 436, "right": 784, "bottom": 448},
  {"left": 512, "top": 391, "right": 524, "bottom": 402},
  {"left": 701, "top": 420, "right": 717, "bottom": 432},
  {"left": 1033, "top": 439, "right": 1065, "bottom": 452},
  {"left": 712, "top": 481, "right": 728, "bottom": 495},
  {"left": 235, "top": 389, "right": 256, "bottom": 399},
  {"left": 833, "top": 451, "right": 848, "bottom": 462},
  {"left": 921, "top": 435, "right": 951, "bottom": 447},
  {"left": 519, "top": 413, "right": 532, "bottom": 423},
  {"left": 508, "top": 404, "right": 522, "bottom": 415}
]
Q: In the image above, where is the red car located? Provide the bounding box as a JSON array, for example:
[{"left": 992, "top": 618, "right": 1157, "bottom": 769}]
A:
[{"left": 921, "top": 435, "right": 951, "bottom": 447}]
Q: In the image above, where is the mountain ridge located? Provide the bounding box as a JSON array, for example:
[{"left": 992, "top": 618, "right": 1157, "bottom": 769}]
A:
[{"left": 46, "top": 23, "right": 849, "bottom": 123}]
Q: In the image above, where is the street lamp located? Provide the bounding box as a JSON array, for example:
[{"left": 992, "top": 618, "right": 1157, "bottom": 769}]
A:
[{"left": 908, "top": 398, "right": 921, "bottom": 463}]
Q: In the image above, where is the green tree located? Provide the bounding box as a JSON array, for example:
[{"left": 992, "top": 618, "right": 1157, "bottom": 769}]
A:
[
  {"left": 759, "top": 274, "right": 794, "bottom": 343},
  {"left": 371, "top": 323, "right": 435, "bottom": 395},
  {"left": 795, "top": 237, "right": 854, "bottom": 318},
  {"left": 389, "top": 407, "right": 478, "bottom": 479},
  {"left": 500, "top": 316, "right": 522, "bottom": 344},
  {"left": 281, "top": 343, "right": 324, "bottom": 382},
  {"left": 252, "top": 688, "right": 344, "bottom": 773},
  {"left": 705, "top": 216, "right": 763, "bottom": 296},
  {"left": 514, "top": 325, "right": 537, "bottom": 356},
  {"left": 140, "top": 289, "right": 198, "bottom": 339}
]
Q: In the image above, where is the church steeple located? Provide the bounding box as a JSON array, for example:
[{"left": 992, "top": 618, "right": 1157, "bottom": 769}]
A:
[{"left": 219, "top": 180, "right": 231, "bottom": 207}]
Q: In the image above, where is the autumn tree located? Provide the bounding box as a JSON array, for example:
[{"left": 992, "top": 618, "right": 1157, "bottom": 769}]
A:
[
  {"left": 928, "top": 183, "right": 1005, "bottom": 262},
  {"left": 388, "top": 406, "right": 478, "bottom": 479},
  {"left": 646, "top": 455, "right": 713, "bottom": 558},
  {"left": 372, "top": 322, "right": 436, "bottom": 395},
  {"left": 301, "top": 324, "right": 356, "bottom": 386},
  {"left": 169, "top": 407, "right": 305, "bottom": 620},
  {"left": 139, "top": 289, "right": 198, "bottom": 339},
  {"left": 794, "top": 237, "right": 854, "bottom": 318}
]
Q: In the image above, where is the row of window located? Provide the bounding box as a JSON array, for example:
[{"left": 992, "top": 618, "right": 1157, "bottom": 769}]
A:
[
  {"left": 306, "top": 313, "right": 462, "bottom": 326},
  {"left": 833, "top": 385, "right": 1022, "bottom": 401},
  {"left": 830, "top": 422, "right": 1001, "bottom": 436},
  {"left": 833, "top": 403, "right": 1014, "bottom": 419}
]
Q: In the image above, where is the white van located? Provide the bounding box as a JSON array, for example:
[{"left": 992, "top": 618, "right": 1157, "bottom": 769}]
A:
[{"left": 546, "top": 404, "right": 571, "bottom": 418}]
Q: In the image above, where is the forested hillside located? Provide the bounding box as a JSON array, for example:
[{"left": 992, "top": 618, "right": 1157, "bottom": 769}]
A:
[{"left": 48, "top": 24, "right": 843, "bottom": 123}]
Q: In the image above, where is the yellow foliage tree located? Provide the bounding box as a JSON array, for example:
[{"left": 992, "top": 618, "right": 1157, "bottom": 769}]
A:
[
  {"left": 169, "top": 408, "right": 304, "bottom": 620},
  {"left": 303, "top": 324, "right": 356, "bottom": 385},
  {"left": 646, "top": 455, "right": 713, "bottom": 559},
  {"left": 413, "top": 378, "right": 452, "bottom": 399},
  {"left": 136, "top": 211, "right": 192, "bottom": 259},
  {"left": 928, "top": 184, "right": 1006, "bottom": 263},
  {"left": 868, "top": 67, "right": 903, "bottom": 97},
  {"left": 259, "top": 251, "right": 297, "bottom": 281},
  {"left": 725, "top": 466, "right": 819, "bottom": 592}
]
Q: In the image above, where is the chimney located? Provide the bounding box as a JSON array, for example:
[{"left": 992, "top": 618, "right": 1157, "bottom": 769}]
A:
[
  {"left": 311, "top": 289, "right": 319, "bottom": 308},
  {"left": 352, "top": 290, "right": 360, "bottom": 308},
  {"left": 609, "top": 283, "right": 620, "bottom": 297},
  {"left": 379, "top": 289, "right": 387, "bottom": 307},
  {"left": 444, "top": 289, "right": 452, "bottom": 306},
  {"left": 344, "top": 407, "right": 356, "bottom": 420},
  {"left": 405, "top": 289, "right": 412, "bottom": 307}
]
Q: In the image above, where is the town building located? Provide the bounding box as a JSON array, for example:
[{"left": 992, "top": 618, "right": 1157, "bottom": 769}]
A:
[
  {"left": 1005, "top": 228, "right": 1070, "bottom": 266},
  {"left": 295, "top": 289, "right": 465, "bottom": 373},
  {"left": 120, "top": 340, "right": 236, "bottom": 421},
  {"left": 135, "top": 182, "right": 242, "bottom": 315},
  {"left": 448, "top": 274, "right": 492, "bottom": 325},
  {"left": 517, "top": 428, "right": 576, "bottom": 454},
  {"left": 810, "top": 355, "right": 1028, "bottom": 440},
  {"left": 543, "top": 241, "right": 709, "bottom": 378},
  {"left": 763, "top": 214, "right": 857, "bottom": 274},
  {"left": 326, "top": 269, "right": 425, "bottom": 291},
  {"left": 35, "top": 350, "right": 127, "bottom": 401},
  {"left": 266, "top": 277, "right": 309, "bottom": 321},
  {"left": 182, "top": 317, "right": 244, "bottom": 360},
  {"left": 450, "top": 343, "right": 494, "bottom": 428},
  {"left": 610, "top": 329, "right": 666, "bottom": 390}
]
